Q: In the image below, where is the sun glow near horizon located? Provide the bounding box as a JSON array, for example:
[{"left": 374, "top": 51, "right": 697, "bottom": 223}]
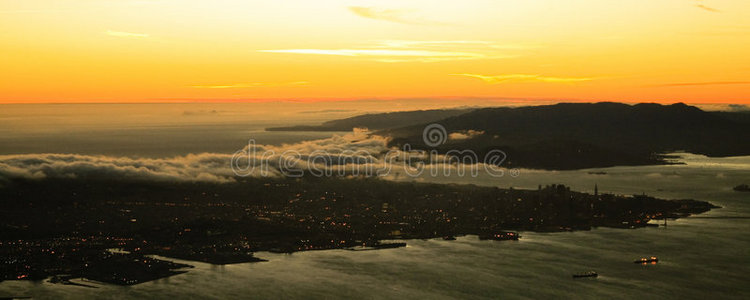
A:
[{"left": 1, "top": 0, "right": 749, "bottom": 104}]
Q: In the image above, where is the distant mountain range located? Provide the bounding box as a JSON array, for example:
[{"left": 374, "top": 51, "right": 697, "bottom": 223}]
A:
[
  {"left": 268, "top": 102, "right": 750, "bottom": 170},
  {"left": 266, "top": 109, "right": 472, "bottom": 131}
]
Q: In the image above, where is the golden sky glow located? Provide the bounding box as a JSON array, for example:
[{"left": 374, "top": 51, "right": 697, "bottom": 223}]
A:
[{"left": 1, "top": 0, "right": 749, "bottom": 104}]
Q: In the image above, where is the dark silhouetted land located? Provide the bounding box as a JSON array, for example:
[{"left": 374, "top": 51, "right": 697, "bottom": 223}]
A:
[
  {"left": 266, "top": 109, "right": 471, "bottom": 131},
  {"left": 271, "top": 102, "right": 750, "bottom": 169}
]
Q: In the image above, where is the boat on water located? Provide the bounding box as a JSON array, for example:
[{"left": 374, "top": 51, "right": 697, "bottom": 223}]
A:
[
  {"left": 634, "top": 256, "right": 659, "bottom": 264},
  {"left": 572, "top": 271, "right": 598, "bottom": 278},
  {"left": 734, "top": 184, "right": 750, "bottom": 192}
]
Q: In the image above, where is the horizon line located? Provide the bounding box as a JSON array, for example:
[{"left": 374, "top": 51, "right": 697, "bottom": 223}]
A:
[{"left": 0, "top": 96, "right": 745, "bottom": 106}]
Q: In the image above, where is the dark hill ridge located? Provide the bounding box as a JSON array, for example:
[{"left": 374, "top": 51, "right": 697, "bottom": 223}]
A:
[
  {"left": 266, "top": 108, "right": 472, "bottom": 131},
  {"left": 264, "top": 102, "right": 750, "bottom": 170},
  {"left": 381, "top": 102, "right": 750, "bottom": 170}
]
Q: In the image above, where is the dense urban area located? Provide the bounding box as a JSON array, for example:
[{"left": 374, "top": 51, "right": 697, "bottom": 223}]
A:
[{"left": 0, "top": 177, "right": 716, "bottom": 285}]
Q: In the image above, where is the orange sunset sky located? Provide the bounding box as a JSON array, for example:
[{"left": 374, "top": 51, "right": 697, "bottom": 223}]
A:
[{"left": 1, "top": 0, "right": 749, "bottom": 104}]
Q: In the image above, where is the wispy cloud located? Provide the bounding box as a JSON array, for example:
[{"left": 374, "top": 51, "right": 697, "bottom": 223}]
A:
[
  {"left": 190, "top": 81, "right": 310, "bottom": 89},
  {"left": 450, "top": 73, "right": 594, "bottom": 84},
  {"left": 106, "top": 30, "right": 149, "bottom": 38},
  {"left": 652, "top": 81, "right": 750, "bottom": 87},
  {"left": 349, "top": 6, "right": 406, "bottom": 23},
  {"left": 259, "top": 49, "right": 496, "bottom": 62},
  {"left": 449, "top": 130, "right": 485, "bottom": 141},
  {"left": 696, "top": 4, "right": 720, "bottom": 12},
  {"left": 376, "top": 40, "right": 491, "bottom": 48},
  {"left": 373, "top": 40, "right": 538, "bottom": 50},
  {"left": 727, "top": 104, "right": 750, "bottom": 112},
  {"left": 259, "top": 40, "right": 526, "bottom": 63},
  {"left": 348, "top": 6, "right": 442, "bottom": 25}
]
